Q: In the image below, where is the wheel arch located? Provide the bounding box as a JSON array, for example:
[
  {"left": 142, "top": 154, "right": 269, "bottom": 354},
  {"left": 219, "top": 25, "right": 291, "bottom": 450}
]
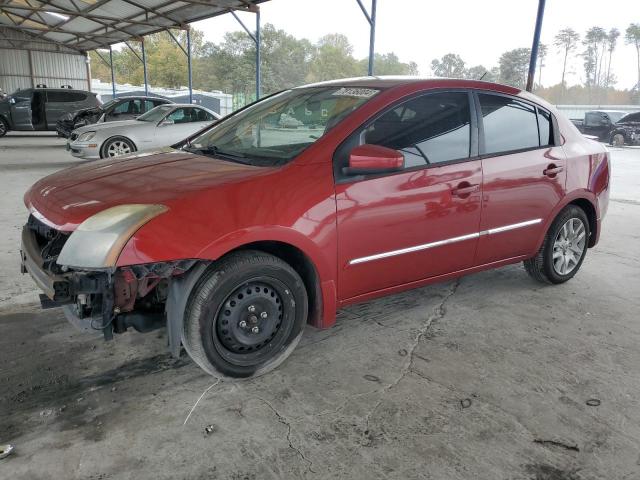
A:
[{"left": 569, "top": 198, "right": 598, "bottom": 248}]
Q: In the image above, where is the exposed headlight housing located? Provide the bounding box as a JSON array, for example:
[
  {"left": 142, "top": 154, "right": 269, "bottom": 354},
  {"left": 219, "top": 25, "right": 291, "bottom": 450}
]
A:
[
  {"left": 76, "top": 131, "right": 96, "bottom": 142},
  {"left": 57, "top": 204, "right": 168, "bottom": 269}
]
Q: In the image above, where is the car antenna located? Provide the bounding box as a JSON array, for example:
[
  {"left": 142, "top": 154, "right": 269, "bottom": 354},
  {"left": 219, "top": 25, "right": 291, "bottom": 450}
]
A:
[{"left": 479, "top": 72, "right": 487, "bottom": 81}]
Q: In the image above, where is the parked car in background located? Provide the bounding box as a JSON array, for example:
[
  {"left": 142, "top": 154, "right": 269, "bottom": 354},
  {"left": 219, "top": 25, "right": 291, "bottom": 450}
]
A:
[
  {"left": 22, "top": 78, "right": 610, "bottom": 379},
  {"left": 570, "top": 110, "right": 627, "bottom": 140},
  {"left": 0, "top": 86, "right": 100, "bottom": 137},
  {"left": 608, "top": 111, "right": 640, "bottom": 146},
  {"left": 56, "top": 96, "right": 173, "bottom": 138},
  {"left": 67, "top": 104, "right": 219, "bottom": 159}
]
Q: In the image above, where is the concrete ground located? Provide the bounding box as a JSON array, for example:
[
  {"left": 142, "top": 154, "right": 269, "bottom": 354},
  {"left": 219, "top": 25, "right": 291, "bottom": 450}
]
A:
[{"left": 1, "top": 132, "right": 639, "bottom": 480}]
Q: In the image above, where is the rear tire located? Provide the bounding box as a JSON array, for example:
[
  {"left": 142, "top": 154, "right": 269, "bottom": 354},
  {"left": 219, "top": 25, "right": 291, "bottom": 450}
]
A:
[
  {"left": 524, "top": 205, "right": 590, "bottom": 284},
  {"left": 0, "top": 118, "right": 8, "bottom": 137},
  {"left": 182, "top": 250, "right": 308, "bottom": 378}
]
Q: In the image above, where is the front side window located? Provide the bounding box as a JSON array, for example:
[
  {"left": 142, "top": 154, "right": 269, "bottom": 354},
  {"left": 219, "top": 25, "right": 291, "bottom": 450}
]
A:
[
  {"left": 166, "top": 108, "right": 196, "bottom": 123},
  {"left": 360, "top": 92, "right": 471, "bottom": 168},
  {"left": 188, "top": 86, "right": 380, "bottom": 165},
  {"left": 479, "top": 94, "right": 540, "bottom": 154}
]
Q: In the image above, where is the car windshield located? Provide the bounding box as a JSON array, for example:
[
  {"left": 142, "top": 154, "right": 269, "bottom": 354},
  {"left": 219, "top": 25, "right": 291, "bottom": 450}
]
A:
[
  {"left": 608, "top": 112, "right": 626, "bottom": 123},
  {"left": 99, "top": 99, "right": 119, "bottom": 111},
  {"left": 186, "top": 86, "right": 381, "bottom": 165},
  {"left": 137, "top": 105, "right": 173, "bottom": 122}
]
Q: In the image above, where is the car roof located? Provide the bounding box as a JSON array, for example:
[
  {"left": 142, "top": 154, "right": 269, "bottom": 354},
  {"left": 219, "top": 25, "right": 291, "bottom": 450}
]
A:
[
  {"left": 298, "top": 76, "right": 522, "bottom": 94},
  {"left": 114, "top": 96, "right": 172, "bottom": 101}
]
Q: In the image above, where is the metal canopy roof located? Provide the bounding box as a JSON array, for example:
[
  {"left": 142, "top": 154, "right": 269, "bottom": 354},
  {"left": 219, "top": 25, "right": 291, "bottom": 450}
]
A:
[{"left": 0, "top": 0, "right": 266, "bottom": 52}]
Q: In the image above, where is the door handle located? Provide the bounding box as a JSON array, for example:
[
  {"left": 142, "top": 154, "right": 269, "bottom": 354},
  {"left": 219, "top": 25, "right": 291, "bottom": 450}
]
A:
[
  {"left": 543, "top": 164, "right": 564, "bottom": 177},
  {"left": 451, "top": 182, "right": 479, "bottom": 198}
]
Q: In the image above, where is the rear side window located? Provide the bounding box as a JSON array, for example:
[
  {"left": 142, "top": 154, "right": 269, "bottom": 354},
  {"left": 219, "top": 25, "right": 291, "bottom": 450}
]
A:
[
  {"left": 362, "top": 92, "right": 471, "bottom": 167},
  {"left": 47, "top": 91, "right": 86, "bottom": 102},
  {"left": 478, "top": 94, "right": 539, "bottom": 154},
  {"left": 537, "top": 109, "right": 553, "bottom": 146}
]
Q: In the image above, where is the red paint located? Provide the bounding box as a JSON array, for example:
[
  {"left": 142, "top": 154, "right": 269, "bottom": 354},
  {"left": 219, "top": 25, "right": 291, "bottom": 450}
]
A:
[{"left": 24, "top": 79, "right": 610, "bottom": 329}]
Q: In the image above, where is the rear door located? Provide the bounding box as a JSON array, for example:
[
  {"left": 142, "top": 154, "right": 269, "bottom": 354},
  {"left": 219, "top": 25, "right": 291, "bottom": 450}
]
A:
[
  {"left": 46, "top": 91, "right": 87, "bottom": 128},
  {"left": 335, "top": 91, "right": 483, "bottom": 300},
  {"left": 474, "top": 92, "right": 566, "bottom": 265}
]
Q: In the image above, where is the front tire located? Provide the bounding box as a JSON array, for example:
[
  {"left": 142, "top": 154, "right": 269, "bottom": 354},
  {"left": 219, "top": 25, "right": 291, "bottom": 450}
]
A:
[
  {"left": 101, "top": 136, "right": 136, "bottom": 158},
  {"left": 610, "top": 133, "right": 625, "bottom": 147},
  {"left": 524, "top": 205, "right": 590, "bottom": 284},
  {"left": 182, "top": 251, "right": 308, "bottom": 378}
]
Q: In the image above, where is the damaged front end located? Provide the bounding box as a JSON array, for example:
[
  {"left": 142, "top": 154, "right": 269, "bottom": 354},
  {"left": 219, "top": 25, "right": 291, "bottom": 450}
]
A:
[{"left": 20, "top": 212, "right": 202, "bottom": 352}]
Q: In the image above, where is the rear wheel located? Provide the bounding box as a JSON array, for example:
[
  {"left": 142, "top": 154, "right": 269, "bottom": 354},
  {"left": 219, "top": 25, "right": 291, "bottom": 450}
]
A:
[
  {"left": 0, "top": 118, "right": 8, "bottom": 137},
  {"left": 182, "top": 250, "right": 308, "bottom": 378},
  {"left": 524, "top": 205, "right": 590, "bottom": 284},
  {"left": 101, "top": 136, "right": 135, "bottom": 158}
]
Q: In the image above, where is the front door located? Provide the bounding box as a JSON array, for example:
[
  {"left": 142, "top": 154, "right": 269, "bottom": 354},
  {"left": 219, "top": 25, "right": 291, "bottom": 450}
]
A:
[
  {"left": 474, "top": 93, "right": 567, "bottom": 265},
  {"left": 335, "top": 91, "right": 482, "bottom": 300},
  {"left": 10, "top": 90, "right": 34, "bottom": 130}
]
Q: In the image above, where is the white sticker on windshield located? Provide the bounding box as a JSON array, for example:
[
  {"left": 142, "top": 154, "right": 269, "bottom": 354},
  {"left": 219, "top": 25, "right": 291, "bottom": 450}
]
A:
[{"left": 332, "top": 87, "right": 378, "bottom": 98}]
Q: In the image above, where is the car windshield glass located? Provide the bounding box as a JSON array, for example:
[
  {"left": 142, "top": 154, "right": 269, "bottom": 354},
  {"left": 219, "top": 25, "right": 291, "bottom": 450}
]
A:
[
  {"left": 609, "top": 112, "right": 626, "bottom": 123},
  {"left": 99, "top": 99, "right": 119, "bottom": 111},
  {"left": 137, "top": 105, "right": 173, "bottom": 122},
  {"left": 187, "top": 86, "right": 380, "bottom": 165}
]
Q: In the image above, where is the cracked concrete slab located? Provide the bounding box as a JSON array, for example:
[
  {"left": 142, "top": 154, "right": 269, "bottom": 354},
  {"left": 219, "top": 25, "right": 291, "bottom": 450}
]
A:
[{"left": 1, "top": 136, "right": 640, "bottom": 479}]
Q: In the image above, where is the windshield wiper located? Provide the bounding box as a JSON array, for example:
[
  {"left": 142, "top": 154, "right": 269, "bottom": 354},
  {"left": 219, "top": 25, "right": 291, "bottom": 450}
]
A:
[{"left": 184, "top": 144, "right": 251, "bottom": 164}]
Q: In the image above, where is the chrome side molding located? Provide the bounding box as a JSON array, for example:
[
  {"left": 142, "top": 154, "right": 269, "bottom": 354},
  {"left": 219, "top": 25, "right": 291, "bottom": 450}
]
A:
[{"left": 349, "top": 218, "right": 542, "bottom": 266}]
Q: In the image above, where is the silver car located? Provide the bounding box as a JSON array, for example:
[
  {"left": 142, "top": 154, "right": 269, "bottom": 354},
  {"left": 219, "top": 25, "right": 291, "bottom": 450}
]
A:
[{"left": 67, "top": 104, "right": 219, "bottom": 159}]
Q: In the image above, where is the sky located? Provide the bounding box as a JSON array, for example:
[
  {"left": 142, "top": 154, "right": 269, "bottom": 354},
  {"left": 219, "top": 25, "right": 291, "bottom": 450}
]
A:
[{"left": 193, "top": 0, "right": 639, "bottom": 89}]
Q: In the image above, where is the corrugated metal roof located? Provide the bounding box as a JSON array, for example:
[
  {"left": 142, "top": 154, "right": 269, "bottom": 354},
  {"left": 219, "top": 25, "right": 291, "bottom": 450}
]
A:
[{"left": 0, "top": 0, "right": 267, "bottom": 52}]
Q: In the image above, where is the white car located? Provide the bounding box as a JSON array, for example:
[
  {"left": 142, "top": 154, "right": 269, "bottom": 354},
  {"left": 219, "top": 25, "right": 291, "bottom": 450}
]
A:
[{"left": 67, "top": 104, "right": 219, "bottom": 159}]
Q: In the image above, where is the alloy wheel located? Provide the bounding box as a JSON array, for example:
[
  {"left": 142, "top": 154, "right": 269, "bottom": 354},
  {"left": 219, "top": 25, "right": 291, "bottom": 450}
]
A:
[
  {"left": 612, "top": 134, "right": 624, "bottom": 147},
  {"left": 106, "top": 139, "right": 132, "bottom": 157},
  {"left": 552, "top": 217, "right": 586, "bottom": 275}
]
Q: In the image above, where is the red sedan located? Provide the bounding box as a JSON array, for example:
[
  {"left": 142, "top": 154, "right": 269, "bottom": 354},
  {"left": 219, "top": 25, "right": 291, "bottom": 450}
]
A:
[{"left": 21, "top": 78, "right": 610, "bottom": 378}]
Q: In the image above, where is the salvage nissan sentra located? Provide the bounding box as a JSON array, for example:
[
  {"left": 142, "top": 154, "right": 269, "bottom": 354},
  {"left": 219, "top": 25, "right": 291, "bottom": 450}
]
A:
[{"left": 21, "top": 77, "right": 610, "bottom": 378}]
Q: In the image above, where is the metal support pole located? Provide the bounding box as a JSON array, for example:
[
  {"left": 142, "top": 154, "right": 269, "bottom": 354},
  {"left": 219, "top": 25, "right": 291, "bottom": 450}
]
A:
[
  {"left": 141, "top": 38, "right": 148, "bottom": 96},
  {"left": 109, "top": 45, "right": 116, "bottom": 98},
  {"left": 255, "top": 9, "right": 261, "bottom": 100},
  {"left": 187, "top": 28, "right": 193, "bottom": 103},
  {"left": 526, "top": 0, "right": 546, "bottom": 92},
  {"left": 368, "top": 0, "right": 376, "bottom": 76},
  {"left": 356, "top": 0, "right": 376, "bottom": 75}
]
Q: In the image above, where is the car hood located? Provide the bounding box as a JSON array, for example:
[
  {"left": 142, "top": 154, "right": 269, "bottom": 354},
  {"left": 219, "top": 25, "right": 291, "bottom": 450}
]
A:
[
  {"left": 25, "top": 150, "right": 273, "bottom": 231},
  {"left": 73, "top": 119, "right": 142, "bottom": 134}
]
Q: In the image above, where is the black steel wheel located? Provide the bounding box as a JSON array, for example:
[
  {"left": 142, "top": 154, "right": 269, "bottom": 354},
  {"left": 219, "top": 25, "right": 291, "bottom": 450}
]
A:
[{"left": 183, "top": 250, "right": 308, "bottom": 378}]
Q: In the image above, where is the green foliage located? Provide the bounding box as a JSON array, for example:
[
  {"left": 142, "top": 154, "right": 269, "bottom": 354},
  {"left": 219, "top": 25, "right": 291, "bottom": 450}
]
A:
[
  {"left": 430, "top": 53, "right": 466, "bottom": 78},
  {"left": 498, "top": 48, "right": 531, "bottom": 89}
]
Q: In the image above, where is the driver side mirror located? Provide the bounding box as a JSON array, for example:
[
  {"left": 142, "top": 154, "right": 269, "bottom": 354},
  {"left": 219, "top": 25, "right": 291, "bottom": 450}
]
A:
[
  {"left": 159, "top": 118, "right": 174, "bottom": 126},
  {"left": 343, "top": 144, "right": 404, "bottom": 176}
]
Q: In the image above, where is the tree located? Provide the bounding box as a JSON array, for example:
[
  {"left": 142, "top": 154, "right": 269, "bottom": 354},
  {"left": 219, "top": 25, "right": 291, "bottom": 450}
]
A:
[
  {"left": 605, "top": 28, "right": 620, "bottom": 88},
  {"left": 430, "top": 53, "right": 466, "bottom": 78},
  {"left": 358, "top": 53, "right": 418, "bottom": 76},
  {"left": 537, "top": 43, "right": 548, "bottom": 87},
  {"left": 498, "top": 48, "right": 531, "bottom": 88},
  {"left": 306, "top": 34, "right": 360, "bottom": 82},
  {"left": 626, "top": 23, "right": 640, "bottom": 90},
  {"left": 463, "top": 65, "right": 495, "bottom": 81},
  {"left": 583, "top": 26, "right": 607, "bottom": 87},
  {"left": 554, "top": 28, "right": 580, "bottom": 87}
]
